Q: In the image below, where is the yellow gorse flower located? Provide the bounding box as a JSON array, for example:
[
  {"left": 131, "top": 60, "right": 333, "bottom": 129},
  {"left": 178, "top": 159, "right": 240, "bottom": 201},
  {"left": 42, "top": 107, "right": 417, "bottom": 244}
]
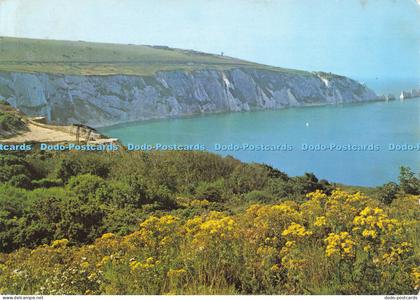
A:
[
  {"left": 101, "top": 233, "right": 115, "bottom": 239},
  {"left": 353, "top": 206, "right": 400, "bottom": 240},
  {"left": 189, "top": 199, "right": 210, "bottom": 207},
  {"left": 324, "top": 232, "right": 355, "bottom": 258},
  {"left": 167, "top": 268, "right": 187, "bottom": 278},
  {"left": 0, "top": 189, "right": 417, "bottom": 295},
  {"left": 130, "top": 257, "right": 160, "bottom": 271},
  {"left": 51, "top": 239, "right": 69, "bottom": 248},
  {"left": 382, "top": 242, "right": 413, "bottom": 264},
  {"left": 270, "top": 264, "right": 280, "bottom": 272},
  {"left": 200, "top": 217, "right": 236, "bottom": 236},
  {"left": 362, "top": 229, "right": 377, "bottom": 238},
  {"left": 314, "top": 216, "right": 327, "bottom": 227},
  {"left": 412, "top": 267, "right": 420, "bottom": 290},
  {"left": 282, "top": 223, "right": 312, "bottom": 238}
]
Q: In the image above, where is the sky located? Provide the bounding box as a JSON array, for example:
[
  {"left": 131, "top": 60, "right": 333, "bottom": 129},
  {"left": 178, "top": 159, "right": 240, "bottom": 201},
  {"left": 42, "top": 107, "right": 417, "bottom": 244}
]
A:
[{"left": 0, "top": 0, "right": 419, "bottom": 89}]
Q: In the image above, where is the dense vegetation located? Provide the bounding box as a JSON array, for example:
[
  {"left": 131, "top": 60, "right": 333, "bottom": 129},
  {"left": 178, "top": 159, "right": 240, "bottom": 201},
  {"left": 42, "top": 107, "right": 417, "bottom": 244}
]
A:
[
  {"left": 0, "top": 150, "right": 418, "bottom": 294},
  {"left": 0, "top": 150, "right": 335, "bottom": 252},
  {"left": 0, "top": 100, "right": 27, "bottom": 138}
]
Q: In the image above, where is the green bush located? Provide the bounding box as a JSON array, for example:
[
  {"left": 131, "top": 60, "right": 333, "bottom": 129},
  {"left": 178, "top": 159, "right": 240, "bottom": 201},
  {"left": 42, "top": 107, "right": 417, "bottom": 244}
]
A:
[
  {"left": 57, "top": 197, "right": 106, "bottom": 244},
  {"left": 377, "top": 182, "right": 399, "bottom": 204},
  {"left": 145, "top": 184, "right": 177, "bottom": 209},
  {"left": 0, "top": 184, "right": 32, "bottom": 252},
  {"left": 195, "top": 179, "right": 225, "bottom": 202},
  {"left": 0, "top": 112, "right": 26, "bottom": 132},
  {"left": 261, "top": 164, "right": 289, "bottom": 180},
  {"left": 291, "top": 173, "right": 329, "bottom": 195},
  {"left": 31, "top": 178, "right": 63, "bottom": 189},
  {"left": 55, "top": 154, "right": 111, "bottom": 183},
  {"left": 67, "top": 174, "right": 108, "bottom": 201},
  {"left": 229, "top": 164, "right": 269, "bottom": 194},
  {"left": 9, "top": 175, "right": 32, "bottom": 189},
  {"left": 0, "top": 99, "right": 11, "bottom": 106},
  {"left": 243, "top": 190, "right": 275, "bottom": 203},
  {"left": 0, "top": 150, "right": 395, "bottom": 256},
  {"left": 399, "top": 166, "right": 420, "bottom": 195},
  {"left": 0, "top": 155, "right": 39, "bottom": 185}
]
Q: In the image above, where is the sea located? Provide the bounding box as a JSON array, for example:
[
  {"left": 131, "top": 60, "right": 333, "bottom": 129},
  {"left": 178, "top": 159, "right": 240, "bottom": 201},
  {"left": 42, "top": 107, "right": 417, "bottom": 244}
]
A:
[{"left": 100, "top": 80, "right": 420, "bottom": 187}]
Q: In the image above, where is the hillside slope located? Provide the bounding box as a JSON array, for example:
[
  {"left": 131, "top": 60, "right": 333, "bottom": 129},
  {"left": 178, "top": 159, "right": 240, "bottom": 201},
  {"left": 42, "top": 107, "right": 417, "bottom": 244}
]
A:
[
  {"left": 0, "top": 36, "right": 298, "bottom": 76},
  {"left": 0, "top": 101, "right": 27, "bottom": 138},
  {"left": 0, "top": 37, "right": 379, "bottom": 127}
]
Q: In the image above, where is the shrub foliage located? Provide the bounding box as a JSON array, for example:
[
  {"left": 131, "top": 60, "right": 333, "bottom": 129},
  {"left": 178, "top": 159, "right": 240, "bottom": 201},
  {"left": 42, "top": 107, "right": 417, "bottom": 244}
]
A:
[{"left": 0, "top": 150, "right": 418, "bottom": 295}]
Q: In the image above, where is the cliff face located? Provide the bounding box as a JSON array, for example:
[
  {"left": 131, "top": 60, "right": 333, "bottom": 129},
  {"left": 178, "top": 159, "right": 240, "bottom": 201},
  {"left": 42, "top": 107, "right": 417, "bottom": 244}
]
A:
[{"left": 0, "top": 68, "right": 378, "bottom": 127}]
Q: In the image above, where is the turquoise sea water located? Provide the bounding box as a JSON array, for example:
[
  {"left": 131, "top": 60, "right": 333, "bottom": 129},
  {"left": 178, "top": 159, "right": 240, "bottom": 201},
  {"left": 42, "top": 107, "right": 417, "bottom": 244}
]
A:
[{"left": 100, "top": 98, "right": 420, "bottom": 187}]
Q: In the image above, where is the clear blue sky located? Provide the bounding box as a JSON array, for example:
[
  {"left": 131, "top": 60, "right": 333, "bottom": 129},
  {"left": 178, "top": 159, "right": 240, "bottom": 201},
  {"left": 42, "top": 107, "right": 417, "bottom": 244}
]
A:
[{"left": 0, "top": 0, "right": 419, "bottom": 85}]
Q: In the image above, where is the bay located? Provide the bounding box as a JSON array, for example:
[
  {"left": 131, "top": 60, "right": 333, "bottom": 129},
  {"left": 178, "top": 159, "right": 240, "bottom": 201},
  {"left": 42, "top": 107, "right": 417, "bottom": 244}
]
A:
[{"left": 100, "top": 98, "right": 420, "bottom": 187}]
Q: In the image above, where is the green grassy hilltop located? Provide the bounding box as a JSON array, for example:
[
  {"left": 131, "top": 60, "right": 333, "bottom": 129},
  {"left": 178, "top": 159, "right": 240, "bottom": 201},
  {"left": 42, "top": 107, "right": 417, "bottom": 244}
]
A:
[{"left": 0, "top": 36, "right": 307, "bottom": 76}]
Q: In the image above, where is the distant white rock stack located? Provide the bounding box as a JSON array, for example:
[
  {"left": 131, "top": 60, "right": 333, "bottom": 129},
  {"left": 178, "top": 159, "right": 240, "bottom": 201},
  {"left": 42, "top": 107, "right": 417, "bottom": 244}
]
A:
[
  {"left": 411, "top": 89, "right": 420, "bottom": 98},
  {"left": 400, "top": 90, "right": 412, "bottom": 100},
  {"left": 399, "top": 89, "right": 420, "bottom": 100}
]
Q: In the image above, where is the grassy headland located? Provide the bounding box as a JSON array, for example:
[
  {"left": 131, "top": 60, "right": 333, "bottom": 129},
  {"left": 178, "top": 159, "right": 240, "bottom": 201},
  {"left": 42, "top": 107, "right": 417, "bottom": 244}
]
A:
[{"left": 0, "top": 36, "right": 311, "bottom": 76}]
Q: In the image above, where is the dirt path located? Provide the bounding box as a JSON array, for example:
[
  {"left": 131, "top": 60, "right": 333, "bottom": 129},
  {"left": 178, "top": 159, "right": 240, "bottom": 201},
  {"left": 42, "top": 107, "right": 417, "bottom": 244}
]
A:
[
  {"left": 1, "top": 121, "right": 118, "bottom": 144},
  {"left": 1, "top": 123, "right": 77, "bottom": 143}
]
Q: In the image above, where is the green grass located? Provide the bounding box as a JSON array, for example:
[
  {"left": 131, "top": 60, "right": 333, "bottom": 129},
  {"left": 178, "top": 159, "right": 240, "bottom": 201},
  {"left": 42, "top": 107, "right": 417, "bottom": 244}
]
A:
[
  {"left": 0, "top": 36, "right": 311, "bottom": 76},
  {"left": 335, "top": 183, "right": 379, "bottom": 198}
]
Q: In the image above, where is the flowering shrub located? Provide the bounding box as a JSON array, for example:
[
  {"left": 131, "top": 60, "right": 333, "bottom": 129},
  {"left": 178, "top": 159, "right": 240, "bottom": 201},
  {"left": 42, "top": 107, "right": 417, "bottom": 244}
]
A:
[{"left": 0, "top": 190, "right": 418, "bottom": 295}]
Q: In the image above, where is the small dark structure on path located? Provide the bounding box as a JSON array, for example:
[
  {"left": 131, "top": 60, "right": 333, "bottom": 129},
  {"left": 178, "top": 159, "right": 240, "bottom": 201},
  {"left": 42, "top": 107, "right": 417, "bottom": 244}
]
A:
[{"left": 72, "top": 123, "right": 96, "bottom": 144}]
